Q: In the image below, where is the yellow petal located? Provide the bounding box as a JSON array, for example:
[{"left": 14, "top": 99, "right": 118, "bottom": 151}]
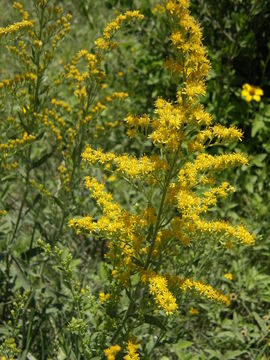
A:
[
  {"left": 245, "top": 94, "right": 252, "bottom": 102},
  {"left": 242, "top": 83, "right": 251, "bottom": 91},
  {"left": 255, "top": 88, "right": 263, "bottom": 96},
  {"left": 253, "top": 95, "right": 261, "bottom": 102}
]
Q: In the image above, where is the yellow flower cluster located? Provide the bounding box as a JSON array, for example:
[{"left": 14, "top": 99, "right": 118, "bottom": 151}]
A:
[
  {"left": 150, "top": 98, "right": 187, "bottom": 150},
  {"left": 111, "top": 91, "right": 129, "bottom": 100},
  {"left": 0, "top": 132, "right": 36, "bottom": 152},
  {"left": 35, "top": 111, "right": 64, "bottom": 144},
  {"left": 0, "top": 20, "right": 34, "bottom": 38},
  {"left": 0, "top": 72, "right": 36, "bottom": 91},
  {"left": 125, "top": 114, "right": 150, "bottom": 138},
  {"left": 99, "top": 292, "right": 111, "bottom": 303},
  {"left": 13, "top": 1, "right": 29, "bottom": 19},
  {"left": 194, "top": 219, "right": 255, "bottom": 246},
  {"left": 104, "top": 345, "right": 121, "bottom": 360},
  {"left": 0, "top": 161, "right": 19, "bottom": 173},
  {"left": 168, "top": 1, "right": 210, "bottom": 95},
  {"left": 6, "top": 41, "right": 33, "bottom": 71},
  {"left": 70, "top": 49, "right": 99, "bottom": 77},
  {"left": 149, "top": 274, "right": 178, "bottom": 315},
  {"left": 58, "top": 165, "right": 70, "bottom": 192},
  {"left": 51, "top": 98, "right": 72, "bottom": 113},
  {"left": 90, "top": 92, "right": 128, "bottom": 117},
  {"left": 64, "top": 49, "right": 103, "bottom": 105},
  {"left": 29, "top": 179, "right": 52, "bottom": 199},
  {"left": 177, "top": 277, "right": 230, "bottom": 306},
  {"left": 82, "top": 146, "right": 155, "bottom": 179},
  {"left": 69, "top": 177, "right": 123, "bottom": 235},
  {"left": 0, "top": 210, "right": 7, "bottom": 217},
  {"left": 68, "top": 215, "right": 95, "bottom": 234},
  {"left": 178, "top": 153, "right": 248, "bottom": 189},
  {"left": 52, "top": 13, "right": 72, "bottom": 49},
  {"left": 95, "top": 11, "right": 144, "bottom": 50},
  {"left": 189, "top": 125, "right": 243, "bottom": 152},
  {"left": 177, "top": 182, "right": 235, "bottom": 216},
  {"left": 124, "top": 341, "right": 140, "bottom": 360}
]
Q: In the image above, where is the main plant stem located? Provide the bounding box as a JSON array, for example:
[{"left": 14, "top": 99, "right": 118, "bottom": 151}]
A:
[
  {"left": 144, "top": 151, "right": 178, "bottom": 269},
  {"left": 110, "top": 150, "right": 179, "bottom": 344}
]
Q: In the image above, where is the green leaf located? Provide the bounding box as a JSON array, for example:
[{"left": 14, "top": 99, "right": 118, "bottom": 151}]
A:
[
  {"left": 261, "top": 294, "right": 270, "bottom": 302},
  {"left": 31, "top": 150, "right": 55, "bottom": 169},
  {"left": 224, "top": 350, "right": 247, "bottom": 359},
  {"left": 98, "top": 262, "right": 108, "bottom": 282},
  {"left": 173, "top": 340, "right": 193, "bottom": 354},
  {"left": 144, "top": 314, "right": 166, "bottom": 331},
  {"left": 253, "top": 312, "right": 268, "bottom": 334},
  {"left": 53, "top": 196, "right": 64, "bottom": 209},
  {"left": 251, "top": 153, "right": 267, "bottom": 167},
  {"left": 264, "top": 104, "right": 270, "bottom": 117},
  {"left": 251, "top": 114, "right": 264, "bottom": 137},
  {"left": 205, "top": 349, "right": 222, "bottom": 359}
]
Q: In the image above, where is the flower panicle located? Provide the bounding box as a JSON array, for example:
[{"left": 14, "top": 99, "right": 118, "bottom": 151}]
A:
[
  {"left": 0, "top": 20, "right": 34, "bottom": 38},
  {"left": 95, "top": 10, "right": 144, "bottom": 50}
]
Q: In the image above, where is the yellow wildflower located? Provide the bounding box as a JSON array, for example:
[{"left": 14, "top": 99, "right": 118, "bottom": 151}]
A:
[
  {"left": 0, "top": 210, "right": 7, "bottom": 217},
  {"left": 104, "top": 345, "right": 121, "bottom": 360},
  {"left": 124, "top": 341, "right": 140, "bottom": 360},
  {"left": 241, "top": 83, "right": 263, "bottom": 102},
  {"left": 99, "top": 292, "right": 111, "bottom": 303},
  {"left": 189, "top": 307, "right": 199, "bottom": 316},
  {"left": 224, "top": 273, "right": 234, "bottom": 281}
]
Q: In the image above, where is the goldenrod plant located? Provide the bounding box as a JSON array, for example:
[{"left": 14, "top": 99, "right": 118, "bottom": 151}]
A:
[
  {"left": 69, "top": 0, "right": 254, "bottom": 358},
  {"left": 0, "top": 1, "right": 142, "bottom": 358}
]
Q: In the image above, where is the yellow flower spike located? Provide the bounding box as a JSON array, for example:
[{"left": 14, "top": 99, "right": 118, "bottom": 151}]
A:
[
  {"left": 95, "top": 10, "right": 144, "bottom": 50},
  {"left": 0, "top": 20, "right": 34, "bottom": 38},
  {"left": 148, "top": 274, "right": 178, "bottom": 315},
  {"left": 0, "top": 132, "right": 36, "bottom": 152},
  {"left": 241, "top": 83, "right": 264, "bottom": 102},
  {"left": 177, "top": 277, "right": 230, "bottom": 306},
  {"left": 82, "top": 146, "right": 155, "bottom": 179},
  {"left": 124, "top": 341, "right": 140, "bottom": 360},
  {"left": 193, "top": 218, "right": 255, "bottom": 246}
]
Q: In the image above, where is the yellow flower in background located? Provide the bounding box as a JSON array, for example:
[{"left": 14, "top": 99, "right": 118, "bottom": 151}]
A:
[
  {"left": 99, "top": 292, "right": 111, "bottom": 303},
  {"left": 124, "top": 341, "right": 140, "bottom": 360},
  {"left": 104, "top": 345, "right": 121, "bottom": 360},
  {"left": 241, "top": 83, "right": 263, "bottom": 102},
  {"left": 224, "top": 273, "right": 234, "bottom": 281},
  {"left": 189, "top": 307, "right": 199, "bottom": 316}
]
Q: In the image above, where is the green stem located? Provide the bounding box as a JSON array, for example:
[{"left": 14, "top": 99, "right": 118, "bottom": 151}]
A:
[
  {"left": 2, "top": 161, "right": 31, "bottom": 318},
  {"left": 10, "top": 165, "right": 30, "bottom": 246},
  {"left": 144, "top": 151, "right": 178, "bottom": 270},
  {"left": 110, "top": 151, "right": 179, "bottom": 344},
  {"left": 110, "top": 284, "right": 140, "bottom": 344}
]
